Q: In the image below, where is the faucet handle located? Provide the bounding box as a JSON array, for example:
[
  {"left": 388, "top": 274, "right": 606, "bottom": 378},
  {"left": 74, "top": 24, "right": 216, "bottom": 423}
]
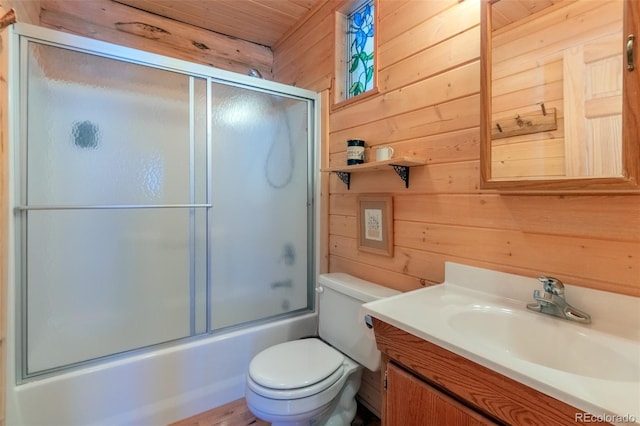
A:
[{"left": 538, "top": 276, "right": 564, "bottom": 295}]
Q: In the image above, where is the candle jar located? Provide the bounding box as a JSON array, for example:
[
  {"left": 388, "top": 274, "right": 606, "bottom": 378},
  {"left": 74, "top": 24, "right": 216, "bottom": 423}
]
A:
[{"left": 346, "top": 139, "right": 365, "bottom": 165}]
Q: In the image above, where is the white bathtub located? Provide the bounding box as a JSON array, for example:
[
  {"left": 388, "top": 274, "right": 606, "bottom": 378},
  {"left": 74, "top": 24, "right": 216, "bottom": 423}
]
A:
[{"left": 6, "top": 313, "right": 317, "bottom": 426}]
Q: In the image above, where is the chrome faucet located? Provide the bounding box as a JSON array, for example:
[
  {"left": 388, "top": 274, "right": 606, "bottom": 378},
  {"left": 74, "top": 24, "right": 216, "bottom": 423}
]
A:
[{"left": 526, "top": 276, "right": 591, "bottom": 323}]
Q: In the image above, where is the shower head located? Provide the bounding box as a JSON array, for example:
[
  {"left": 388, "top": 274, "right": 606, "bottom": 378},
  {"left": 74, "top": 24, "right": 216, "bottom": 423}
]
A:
[{"left": 248, "top": 68, "right": 263, "bottom": 79}]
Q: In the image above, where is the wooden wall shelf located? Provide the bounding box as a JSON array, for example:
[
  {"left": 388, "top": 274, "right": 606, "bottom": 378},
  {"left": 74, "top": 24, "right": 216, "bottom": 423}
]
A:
[{"left": 321, "top": 156, "right": 426, "bottom": 189}]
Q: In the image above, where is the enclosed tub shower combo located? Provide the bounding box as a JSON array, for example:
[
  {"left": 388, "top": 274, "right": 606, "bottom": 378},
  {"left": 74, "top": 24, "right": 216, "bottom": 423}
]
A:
[{"left": 5, "top": 24, "right": 319, "bottom": 425}]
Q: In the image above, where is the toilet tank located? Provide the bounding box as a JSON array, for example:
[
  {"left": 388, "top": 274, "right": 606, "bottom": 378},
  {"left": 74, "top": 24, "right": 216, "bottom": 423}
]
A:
[{"left": 317, "top": 273, "right": 400, "bottom": 371}]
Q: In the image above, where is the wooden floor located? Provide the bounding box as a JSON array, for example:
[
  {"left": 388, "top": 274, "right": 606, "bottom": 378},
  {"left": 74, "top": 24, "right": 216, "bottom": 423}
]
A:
[{"left": 169, "top": 397, "right": 381, "bottom": 426}]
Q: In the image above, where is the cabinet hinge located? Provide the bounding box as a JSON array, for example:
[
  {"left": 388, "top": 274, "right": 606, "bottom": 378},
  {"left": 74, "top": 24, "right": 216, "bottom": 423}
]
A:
[{"left": 383, "top": 369, "right": 388, "bottom": 390}]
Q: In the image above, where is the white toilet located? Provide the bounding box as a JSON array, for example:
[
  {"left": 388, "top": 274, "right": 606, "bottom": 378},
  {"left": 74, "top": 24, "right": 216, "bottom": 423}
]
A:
[{"left": 245, "top": 273, "right": 400, "bottom": 426}]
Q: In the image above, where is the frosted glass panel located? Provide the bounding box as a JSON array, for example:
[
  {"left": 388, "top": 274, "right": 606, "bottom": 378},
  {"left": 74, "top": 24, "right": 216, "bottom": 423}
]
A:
[
  {"left": 25, "top": 43, "right": 200, "bottom": 206},
  {"left": 25, "top": 209, "right": 197, "bottom": 374},
  {"left": 20, "top": 41, "right": 208, "bottom": 376},
  {"left": 210, "top": 84, "right": 311, "bottom": 329}
]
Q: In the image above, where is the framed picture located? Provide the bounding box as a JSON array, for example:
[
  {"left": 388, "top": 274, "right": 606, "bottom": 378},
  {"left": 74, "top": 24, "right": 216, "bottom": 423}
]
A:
[{"left": 356, "top": 195, "right": 393, "bottom": 256}]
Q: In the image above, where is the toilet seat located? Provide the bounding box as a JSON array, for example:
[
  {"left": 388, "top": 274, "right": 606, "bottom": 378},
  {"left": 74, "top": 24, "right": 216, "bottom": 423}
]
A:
[
  {"left": 247, "top": 364, "right": 344, "bottom": 399},
  {"left": 247, "top": 338, "right": 345, "bottom": 399}
]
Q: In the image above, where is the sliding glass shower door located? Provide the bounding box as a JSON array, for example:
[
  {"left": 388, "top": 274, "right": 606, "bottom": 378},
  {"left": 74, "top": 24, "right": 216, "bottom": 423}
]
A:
[
  {"left": 209, "top": 84, "right": 312, "bottom": 330},
  {"left": 14, "top": 32, "right": 315, "bottom": 380}
]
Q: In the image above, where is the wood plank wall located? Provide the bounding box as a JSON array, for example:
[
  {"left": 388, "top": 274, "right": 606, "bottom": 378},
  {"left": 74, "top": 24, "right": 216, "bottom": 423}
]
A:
[
  {"left": 273, "top": 0, "right": 640, "bottom": 297},
  {"left": 13, "top": 0, "right": 275, "bottom": 79},
  {"left": 1, "top": 0, "right": 40, "bottom": 25}
]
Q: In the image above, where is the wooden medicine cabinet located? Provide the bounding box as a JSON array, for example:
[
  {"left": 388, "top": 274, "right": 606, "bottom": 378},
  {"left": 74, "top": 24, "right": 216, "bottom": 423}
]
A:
[{"left": 480, "top": 0, "right": 640, "bottom": 192}]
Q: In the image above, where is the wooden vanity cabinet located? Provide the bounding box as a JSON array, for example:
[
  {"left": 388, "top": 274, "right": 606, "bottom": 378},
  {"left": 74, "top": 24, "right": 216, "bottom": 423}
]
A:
[{"left": 373, "top": 318, "right": 612, "bottom": 426}]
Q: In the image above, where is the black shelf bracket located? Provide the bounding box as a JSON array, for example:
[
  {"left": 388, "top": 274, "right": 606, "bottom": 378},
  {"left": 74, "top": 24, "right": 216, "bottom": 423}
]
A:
[
  {"left": 391, "top": 165, "right": 410, "bottom": 188},
  {"left": 335, "top": 171, "right": 351, "bottom": 189}
]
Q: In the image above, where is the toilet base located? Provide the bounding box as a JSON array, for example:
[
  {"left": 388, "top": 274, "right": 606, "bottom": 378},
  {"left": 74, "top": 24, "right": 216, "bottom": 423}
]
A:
[
  {"left": 248, "top": 401, "right": 332, "bottom": 426},
  {"left": 312, "top": 368, "right": 362, "bottom": 426}
]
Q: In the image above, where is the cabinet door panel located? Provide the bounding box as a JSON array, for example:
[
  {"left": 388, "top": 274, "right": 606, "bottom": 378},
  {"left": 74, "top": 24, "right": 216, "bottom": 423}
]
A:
[{"left": 385, "top": 363, "right": 497, "bottom": 426}]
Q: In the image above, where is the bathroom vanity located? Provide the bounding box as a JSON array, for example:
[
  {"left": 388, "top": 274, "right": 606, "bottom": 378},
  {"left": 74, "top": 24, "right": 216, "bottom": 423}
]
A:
[
  {"left": 375, "top": 319, "right": 606, "bottom": 425},
  {"left": 361, "top": 263, "right": 640, "bottom": 426}
]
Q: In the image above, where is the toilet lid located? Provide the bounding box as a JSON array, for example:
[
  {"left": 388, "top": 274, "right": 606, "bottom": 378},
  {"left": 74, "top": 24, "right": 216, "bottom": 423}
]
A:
[
  {"left": 247, "top": 364, "right": 345, "bottom": 400},
  {"left": 249, "top": 338, "right": 344, "bottom": 390}
]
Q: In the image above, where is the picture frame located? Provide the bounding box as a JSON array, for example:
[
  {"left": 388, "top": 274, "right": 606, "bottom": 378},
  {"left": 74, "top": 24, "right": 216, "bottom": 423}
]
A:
[{"left": 356, "top": 195, "right": 393, "bottom": 257}]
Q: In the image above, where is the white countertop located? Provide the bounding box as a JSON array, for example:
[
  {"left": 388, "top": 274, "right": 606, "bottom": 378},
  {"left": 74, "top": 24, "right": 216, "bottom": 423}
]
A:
[{"left": 361, "top": 262, "right": 640, "bottom": 425}]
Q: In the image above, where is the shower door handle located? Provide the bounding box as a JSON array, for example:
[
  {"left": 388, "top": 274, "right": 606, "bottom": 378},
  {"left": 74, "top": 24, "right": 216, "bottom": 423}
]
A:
[{"left": 15, "top": 203, "right": 212, "bottom": 211}]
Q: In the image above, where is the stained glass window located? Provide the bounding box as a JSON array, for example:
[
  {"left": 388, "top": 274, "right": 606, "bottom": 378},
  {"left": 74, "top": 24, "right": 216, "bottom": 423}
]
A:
[{"left": 347, "top": 0, "right": 375, "bottom": 98}]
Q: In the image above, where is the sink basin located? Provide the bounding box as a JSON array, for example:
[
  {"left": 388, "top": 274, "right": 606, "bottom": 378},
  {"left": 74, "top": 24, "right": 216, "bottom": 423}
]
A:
[
  {"left": 447, "top": 307, "right": 640, "bottom": 382},
  {"left": 361, "top": 262, "right": 640, "bottom": 424}
]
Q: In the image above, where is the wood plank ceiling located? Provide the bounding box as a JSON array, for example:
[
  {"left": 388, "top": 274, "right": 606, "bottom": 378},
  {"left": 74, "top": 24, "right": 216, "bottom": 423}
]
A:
[{"left": 113, "top": 0, "right": 319, "bottom": 47}]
